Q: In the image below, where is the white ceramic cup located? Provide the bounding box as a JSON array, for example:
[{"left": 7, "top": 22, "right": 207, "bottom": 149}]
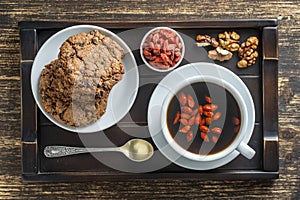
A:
[{"left": 161, "top": 75, "right": 256, "bottom": 161}]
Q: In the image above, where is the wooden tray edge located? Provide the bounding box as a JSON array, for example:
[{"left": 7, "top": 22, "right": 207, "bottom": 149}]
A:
[{"left": 19, "top": 20, "right": 279, "bottom": 182}]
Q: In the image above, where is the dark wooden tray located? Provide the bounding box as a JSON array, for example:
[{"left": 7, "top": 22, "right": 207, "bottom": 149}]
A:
[{"left": 20, "top": 20, "right": 279, "bottom": 182}]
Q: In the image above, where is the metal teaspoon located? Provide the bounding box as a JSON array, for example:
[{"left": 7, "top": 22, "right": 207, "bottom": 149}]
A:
[{"left": 44, "top": 139, "right": 154, "bottom": 162}]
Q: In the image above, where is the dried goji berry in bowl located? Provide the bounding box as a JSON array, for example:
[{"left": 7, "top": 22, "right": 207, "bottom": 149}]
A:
[{"left": 140, "top": 27, "right": 185, "bottom": 72}]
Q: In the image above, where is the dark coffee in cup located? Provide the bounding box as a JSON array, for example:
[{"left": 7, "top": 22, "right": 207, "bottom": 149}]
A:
[{"left": 167, "top": 82, "right": 241, "bottom": 156}]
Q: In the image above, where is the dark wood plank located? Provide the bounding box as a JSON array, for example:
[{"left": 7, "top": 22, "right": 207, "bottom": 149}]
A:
[
  {"left": 18, "top": 19, "right": 277, "bottom": 29},
  {"left": 0, "top": 0, "right": 299, "bottom": 199},
  {"left": 19, "top": 29, "right": 37, "bottom": 60},
  {"left": 21, "top": 62, "right": 37, "bottom": 142},
  {"left": 22, "top": 142, "right": 37, "bottom": 174},
  {"left": 262, "top": 27, "right": 279, "bottom": 172}
]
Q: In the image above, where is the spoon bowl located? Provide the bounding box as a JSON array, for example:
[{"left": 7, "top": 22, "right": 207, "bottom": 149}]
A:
[{"left": 120, "top": 139, "right": 154, "bottom": 162}]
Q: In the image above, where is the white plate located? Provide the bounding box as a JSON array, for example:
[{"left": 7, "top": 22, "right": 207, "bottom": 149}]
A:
[
  {"left": 31, "top": 25, "right": 139, "bottom": 133},
  {"left": 148, "top": 62, "right": 254, "bottom": 170}
]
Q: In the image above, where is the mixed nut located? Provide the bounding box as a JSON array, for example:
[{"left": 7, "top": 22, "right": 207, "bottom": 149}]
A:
[
  {"left": 196, "top": 31, "right": 259, "bottom": 69},
  {"left": 208, "top": 47, "right": 233, "bottom": 62},
  {"left": 141, "top": 28, "right": 183, "bottom": 70},
  {"left": 237, "top": 36, "right": 259, "bottom": 68},
  {"left": 172, "top": 91, "right": 240, "bottom": 143},
  {"left": 195, "top": 35, "right": 219, "bottom": 48},
  {"left": 218, "top": 31, "right": 240, "bottom": 52}
]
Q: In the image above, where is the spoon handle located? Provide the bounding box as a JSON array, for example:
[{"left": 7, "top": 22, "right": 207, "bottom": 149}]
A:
[{"left": 44, "top": 146, "right": 119, "bottom": 158}]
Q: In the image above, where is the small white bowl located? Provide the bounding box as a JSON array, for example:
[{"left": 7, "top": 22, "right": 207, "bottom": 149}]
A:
[
  {"left": 140, "top": 27, "right": 185, "bottom": 72},
  {"left": 160, "top": 64, "right": 256, "bottom": 161}
]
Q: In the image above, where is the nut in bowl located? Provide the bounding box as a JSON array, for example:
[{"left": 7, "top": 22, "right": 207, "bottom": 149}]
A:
[
  {"left": 161, "top": 65, "right": 256, "bottom": 162},
  {"left": 140, "top": 27, "right": 185, "bottom": 72}
]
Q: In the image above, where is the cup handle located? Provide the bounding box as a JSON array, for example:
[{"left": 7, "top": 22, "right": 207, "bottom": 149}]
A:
[{"left": 237, "top": 142, "right": 256, "bottom": 159}]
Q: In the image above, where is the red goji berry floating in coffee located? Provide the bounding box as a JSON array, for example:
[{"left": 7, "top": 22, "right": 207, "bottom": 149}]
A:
[
  {"left": 203, "top": 104, "right": 212, "bottom": 112},
  {"left": 232, "top": 117, "right": 240, "bottom": 125},
  {"left": 212, "top": 112, "right": 221, "bottom": 121},
  {"left": 188, "top": 116, "right": 195, "bottom": 125},
  {"left": 179, "top": 92, "right": 187, "bottom": 105},
  {"left": 180, "top": 113, "right": 190, "bottom": 119},
  {"left": 198, "top": 105, "right": 203, "bottom": 115},
  {"left": 211, "top": 104, "right": 218, "bottom": 111},
  {"left": 205, "top": 95, "right": 211, "bottom": 103},
  {"left": 212, "top": 135, "right": 218, "bottom": 143},
  {"left": 187, "top": 95, "right": 195, "bottom": 108},
  {"left": 179, "top": 118, "right": 188, "bottom": 126},
  {"left": 191, "top": 108, "right": 198, "bottom": 116},
  {"left": 173, "top": 111, "right": 180, "bottom": 124},
  {"left": 203, "top": 104, "right": 218, "bottom": 112},
  {"left": 201, "top": 132, "right": 209, "bottom": 142},
  {"left": 200, "top": 125, "right": 209, "bottom": 133},
  {"left": 200, "top": 132, "right": 206, "bottom": 139},
  {"left": 234, "top": 125, "right": 240, "bottom": 133},
  {"left": 205, "top": 117, "right": 212, "bottom": 125},
  {"left": 200, "top": 118, "right": 206, "bottom": 126},
  {"left": 179, "top": 125, "right": 190, "bottom": 133},
  {"left": 203, "top": 111, "right": 213, "bottom": 117},
  {"left": 212, "top": 127, "right": 222, "bottom": 134},
  {"left": 186, "top": 131, "right": 193, "bottom": 142},
  {"left": 195, "top": 114, "right": 201, "bottom": 125},
  {"left": 182, "top": 106, "right": 193, "bottom": 114}
]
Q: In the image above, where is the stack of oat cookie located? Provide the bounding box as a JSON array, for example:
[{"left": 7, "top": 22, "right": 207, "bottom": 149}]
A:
[{"left": 39, "top": 30, "right": 125, "bottom": 127}]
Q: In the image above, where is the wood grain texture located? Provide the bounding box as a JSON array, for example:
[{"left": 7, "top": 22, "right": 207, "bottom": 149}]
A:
[{"left": 0, "top": 0, "right": 299, "bottom": 199}]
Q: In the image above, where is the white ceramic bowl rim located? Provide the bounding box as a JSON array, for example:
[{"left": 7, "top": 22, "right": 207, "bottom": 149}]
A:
[
  {"left": 140, "top": 26, "right": 185, "bottom": 72},
  {"left": 161, "top": 73, "right": 252, "bottom": 161}
]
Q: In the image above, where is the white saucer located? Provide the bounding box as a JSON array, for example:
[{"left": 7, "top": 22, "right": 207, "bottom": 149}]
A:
[{"left": 148, "top": 62, "right": 254, "bottom": 170}]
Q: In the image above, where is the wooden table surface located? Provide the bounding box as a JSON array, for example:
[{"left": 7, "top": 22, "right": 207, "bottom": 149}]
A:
[{"left": 1, "top": 0, "right": 299, "bottom": 199}]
